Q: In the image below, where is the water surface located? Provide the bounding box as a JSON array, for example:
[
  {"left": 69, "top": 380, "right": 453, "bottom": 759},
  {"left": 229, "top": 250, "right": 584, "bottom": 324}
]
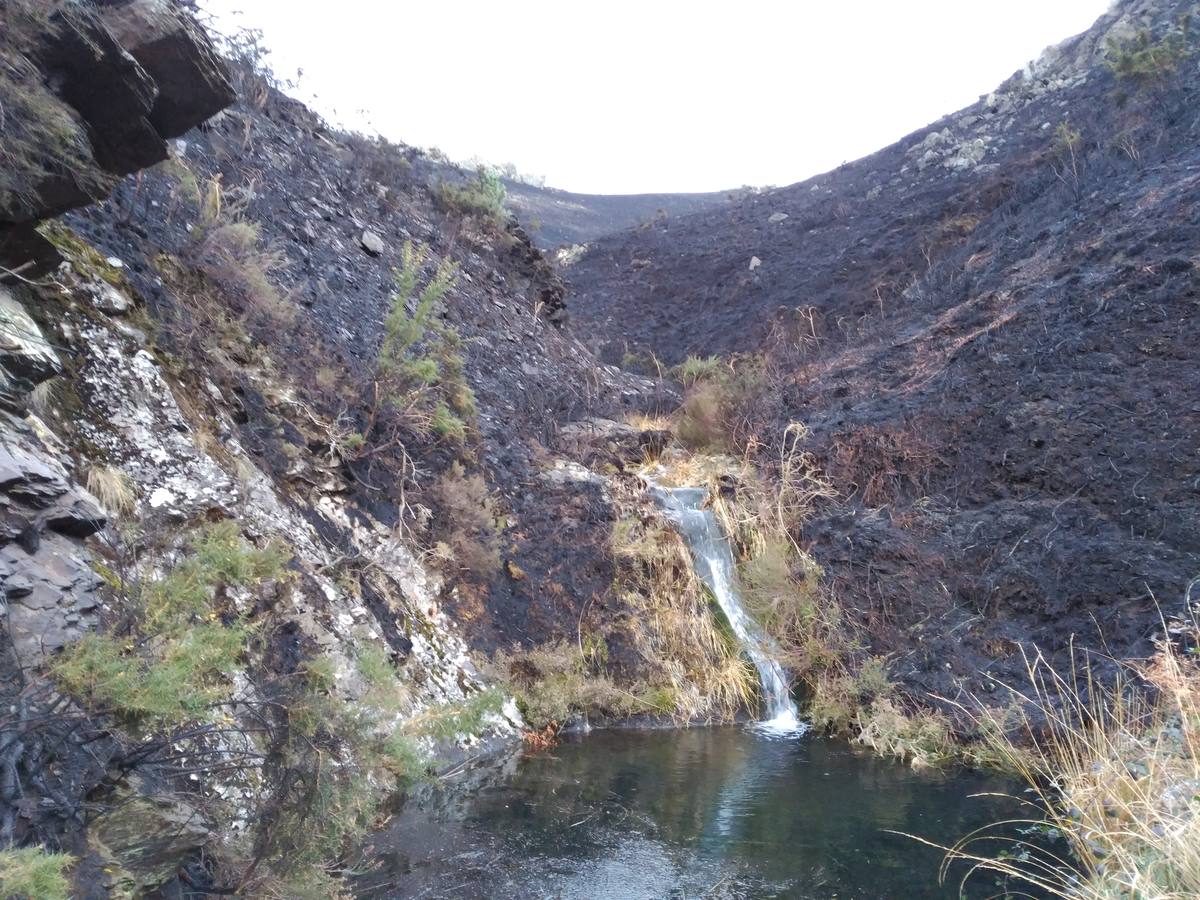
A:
[{"left": 358, "top": 728, "right": 1030, "bottom": 899}]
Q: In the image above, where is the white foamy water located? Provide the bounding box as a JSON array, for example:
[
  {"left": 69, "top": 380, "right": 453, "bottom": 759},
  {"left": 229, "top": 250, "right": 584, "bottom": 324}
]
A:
[{"left": 650, "top": 484, "right": 806, "bottom": 735}]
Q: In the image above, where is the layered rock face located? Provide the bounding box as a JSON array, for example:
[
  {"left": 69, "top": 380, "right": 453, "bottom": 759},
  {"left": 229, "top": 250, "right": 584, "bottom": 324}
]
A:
[
  {"left": 0, "top": 0, "right": 233, "bottom": 679},
  {"left": 0, "top": 0, "right": 234, "bottom": 275}
]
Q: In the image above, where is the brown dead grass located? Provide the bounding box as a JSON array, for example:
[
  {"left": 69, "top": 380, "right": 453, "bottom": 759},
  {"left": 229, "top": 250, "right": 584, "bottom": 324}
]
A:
[
  {"left": 610, "top": 488, "right": 757, "bottom": 722},
  {"left": 932, "top": 616, "right": 1200, "bottom": 898},
  {"left": 826, "top": 422, "right": 939, "bottom": 508}
]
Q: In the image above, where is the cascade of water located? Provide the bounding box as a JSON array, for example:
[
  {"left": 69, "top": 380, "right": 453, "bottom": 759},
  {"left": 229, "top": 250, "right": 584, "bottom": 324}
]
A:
[{"left": 650, "top": 484, "right": 804, "bottom": 735}]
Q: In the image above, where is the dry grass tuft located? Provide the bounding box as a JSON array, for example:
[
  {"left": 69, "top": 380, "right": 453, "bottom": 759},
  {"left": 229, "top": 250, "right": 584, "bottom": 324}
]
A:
[
  {"left": 482, "top": 641, "right": 646, "bottom": 732},
  {"left": 191, "top": 220, "right": 294, "bottom": 327},
  {"left": 86, "top": 464, "right": 136, "bottom": 516},
  {"left": 611, "top": 502, "right": 757, "bottom": 722},
  {"left": 430, "top": 461, "right": 502, "bottom": 579},
  {"left": 929, "top": 610, "right": 1200, "bottom": 898},
  {"left": 827, "top": 422, "right": 938, "bottom": 508}
]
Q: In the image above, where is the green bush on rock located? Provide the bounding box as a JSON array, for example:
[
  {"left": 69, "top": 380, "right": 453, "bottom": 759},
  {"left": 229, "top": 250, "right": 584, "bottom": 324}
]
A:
[{"left": 53, "top": 521, "right": 288, "bottom": 730}]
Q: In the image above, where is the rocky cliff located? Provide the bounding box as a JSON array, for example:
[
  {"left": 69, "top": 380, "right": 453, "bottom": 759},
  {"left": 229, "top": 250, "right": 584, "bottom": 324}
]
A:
[{"left": 4, "top": 0, "right": 1199, "bottom": 894}]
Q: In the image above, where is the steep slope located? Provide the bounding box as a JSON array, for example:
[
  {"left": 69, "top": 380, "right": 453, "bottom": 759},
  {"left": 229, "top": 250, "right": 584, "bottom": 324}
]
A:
[
  {"left": 0, "top": 4, "right": 696, "bottom": 894},
  {"left": 566, "top": 0, "right": 1200, "bottom": 696}
]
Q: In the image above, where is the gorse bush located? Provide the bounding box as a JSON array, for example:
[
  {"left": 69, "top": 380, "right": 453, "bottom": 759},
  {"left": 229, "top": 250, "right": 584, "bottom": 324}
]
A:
[
  {"left": 380, "top": 242, "right": 456, "bottom": 372},
  {"left": 55, "top": 624, "right": 249, "bottom": 727},
  {"left": 245, "top": 653, "right": 508, "bottom": 894},
  {"left": 54, "top": 521, "right": 289, "bottom": 729},
  {"left": 0, "top": 847, "right": 74, "bottom": 900},
  {"left": 435, "top": 168, "right": 508, "bottom": 229},
  {"left": 373, "top": 241, "right": 476, "bottom": 443}
]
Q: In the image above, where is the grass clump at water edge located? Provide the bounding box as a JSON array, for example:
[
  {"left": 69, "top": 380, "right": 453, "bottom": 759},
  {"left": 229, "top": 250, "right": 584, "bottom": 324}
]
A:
[{"left": 920, "top": 616, "right": 1200, "bottom": 899}]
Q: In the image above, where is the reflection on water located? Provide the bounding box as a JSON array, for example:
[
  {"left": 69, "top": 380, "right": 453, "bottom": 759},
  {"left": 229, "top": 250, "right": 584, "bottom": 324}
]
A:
[{"left": 356, "top": 728, "right": 1029, "bottom": 899}]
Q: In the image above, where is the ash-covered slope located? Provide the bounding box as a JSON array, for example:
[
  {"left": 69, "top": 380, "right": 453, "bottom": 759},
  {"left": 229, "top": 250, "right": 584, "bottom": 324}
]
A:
[
  {"left": 502, "top": 180, "right": 739, "bottom": 250},
  {"left": 566, "top": 0, "right": 1200, "bottom": 693}
]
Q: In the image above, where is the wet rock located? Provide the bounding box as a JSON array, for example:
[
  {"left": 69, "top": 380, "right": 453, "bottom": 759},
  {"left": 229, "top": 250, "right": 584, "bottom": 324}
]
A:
[
  {"left": 767, "top": 212, "right": 789, "bottom": 223},
  {"left": 89, "top": 777, "right": 211, "bottom": 896},
  {"left": 558, "top": 417, "right": 669, "bottom": 469}
]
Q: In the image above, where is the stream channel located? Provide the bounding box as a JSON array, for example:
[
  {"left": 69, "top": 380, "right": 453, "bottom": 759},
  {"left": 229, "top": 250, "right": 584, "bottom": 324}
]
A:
[{"left": 357, "top": 486, "right": 1033, "bottom": 899}]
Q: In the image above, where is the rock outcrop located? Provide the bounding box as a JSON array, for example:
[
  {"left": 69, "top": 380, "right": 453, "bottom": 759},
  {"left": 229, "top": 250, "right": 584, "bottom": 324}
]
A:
[{"left": 0, "top": 0, "right": 234, "bottom": 276}]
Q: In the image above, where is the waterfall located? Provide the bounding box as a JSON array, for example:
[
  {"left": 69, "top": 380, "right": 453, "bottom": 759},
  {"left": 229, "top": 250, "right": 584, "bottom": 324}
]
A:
[{"left": 650, "top": 484, "right": 804, "bottom": 735}]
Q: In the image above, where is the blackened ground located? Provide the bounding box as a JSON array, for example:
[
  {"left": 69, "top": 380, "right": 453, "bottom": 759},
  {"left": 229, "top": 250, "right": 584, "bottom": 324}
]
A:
[
  {"left": 563, "top": 0, "right": 1200, "bottom": 699},
  {"left": 64, "top": 60, "right": 665, "bottom": 667},
  {"left": 501, "top": 180, "right": 740, "bottom": 251}
]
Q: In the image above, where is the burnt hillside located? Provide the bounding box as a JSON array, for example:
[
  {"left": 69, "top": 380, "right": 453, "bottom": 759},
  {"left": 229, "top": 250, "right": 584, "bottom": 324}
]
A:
[{"left": 565, "top": 0, "right": 1200, "bottom": 695}]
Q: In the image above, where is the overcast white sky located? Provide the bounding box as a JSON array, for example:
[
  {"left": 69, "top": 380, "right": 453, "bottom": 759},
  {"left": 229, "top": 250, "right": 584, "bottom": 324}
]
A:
[{"left": 199, "top": 1, "right": 1113, "bottom": 195}]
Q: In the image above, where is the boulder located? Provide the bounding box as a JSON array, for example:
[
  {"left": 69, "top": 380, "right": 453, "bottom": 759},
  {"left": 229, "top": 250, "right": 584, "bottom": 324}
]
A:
[
  {"left": 360, "top": 229, "right": 386, "bottom": 256},
  {"left": 37, "top": 6, "right": 165, "bottom": 177},
  {"left": 98, "top": 0, "right": 236, "bottom": 138},
  {"left": 0, "top": 1, "right": 235, "bottom": 276}
]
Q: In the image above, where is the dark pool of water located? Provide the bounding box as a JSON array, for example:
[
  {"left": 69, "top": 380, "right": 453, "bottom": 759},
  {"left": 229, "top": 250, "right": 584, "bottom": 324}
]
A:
[{"left": 356, "top": 727, "right": 1032, "bottom": 899}]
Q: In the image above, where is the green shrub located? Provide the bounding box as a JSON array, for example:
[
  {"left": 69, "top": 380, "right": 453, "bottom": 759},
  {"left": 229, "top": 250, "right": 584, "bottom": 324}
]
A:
[
  {"left": 56, "top": 624, "right": 249, "bottom": 727},
  {"left": 412, "top": 687, "right": 506, "bottom": 741},
  {"left": 1106, "top": 17, "right": 1193, "bottom": 93},
  {"left": 379, "top": 732, "right": 429, "bottom": 783},
  {"left": 430, "top": 402, "right": 466, "bottom": 441},
  {"left": 142, "top": 520, "right": 287, "bottom": 632},
  {"left": 54, "top": 522, "right": 288, "bottom": 729},
  {"left": 435, "top": 168, "right": 508, "bottom": 228},
  {"left": 373, "top": 242, "right": 475, "bottom": 444},
  {"left": 0, "top": 847, "right": 74, "bottom": 900},
  {"left": 379, "top": 242, "right": 456, "bottom": 370},
  {"left": 672, "top": 354, "right": 725, "bottom": 386},
  {"left": 355, "top": 644, "right": 395, "bottom": 691}
]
